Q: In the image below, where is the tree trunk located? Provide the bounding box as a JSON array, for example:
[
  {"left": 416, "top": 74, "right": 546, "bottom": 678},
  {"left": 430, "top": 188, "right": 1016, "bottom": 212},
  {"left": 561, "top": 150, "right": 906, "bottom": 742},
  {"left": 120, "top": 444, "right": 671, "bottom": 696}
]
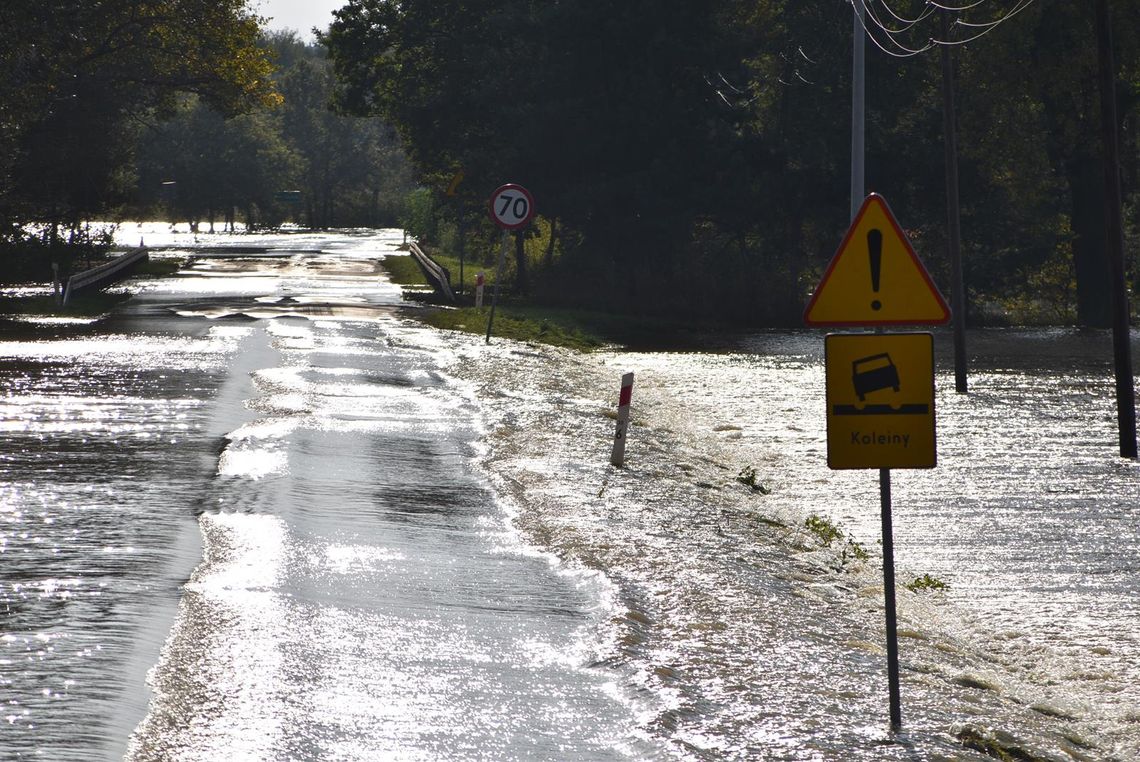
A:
[
  {"left": 543, "top": 217, "right": 558, "bottom": 269},
  {"left": 1068, "top": 158, "right": 1113, "bottom": 327},
  {"left": 514, "top": 230, "right": 528, "bottom": 294}
]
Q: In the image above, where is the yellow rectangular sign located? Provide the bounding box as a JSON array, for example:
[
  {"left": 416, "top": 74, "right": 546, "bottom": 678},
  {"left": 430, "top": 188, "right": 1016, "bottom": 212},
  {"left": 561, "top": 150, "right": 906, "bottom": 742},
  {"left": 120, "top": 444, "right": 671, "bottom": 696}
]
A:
[{"left": 825, "top": 333, "right": 936, "bottom": 469}]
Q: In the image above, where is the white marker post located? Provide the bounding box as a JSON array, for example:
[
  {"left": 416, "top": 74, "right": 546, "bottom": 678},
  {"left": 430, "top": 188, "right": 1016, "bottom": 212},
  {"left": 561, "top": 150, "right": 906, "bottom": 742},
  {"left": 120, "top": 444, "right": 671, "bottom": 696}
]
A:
[
  {"left": 475, "top": 271, "right": 485, "bottom": 308},
  {"left": 611, "top": 372, "right": 634, "bottom": 467}
]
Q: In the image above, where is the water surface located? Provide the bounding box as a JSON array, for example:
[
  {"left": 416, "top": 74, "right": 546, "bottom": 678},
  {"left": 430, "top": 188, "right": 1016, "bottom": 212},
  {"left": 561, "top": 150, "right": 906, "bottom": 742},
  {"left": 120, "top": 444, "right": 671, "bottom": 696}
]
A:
[{"left": 3, "top": 225, "right": 1137, "bottom": 760}]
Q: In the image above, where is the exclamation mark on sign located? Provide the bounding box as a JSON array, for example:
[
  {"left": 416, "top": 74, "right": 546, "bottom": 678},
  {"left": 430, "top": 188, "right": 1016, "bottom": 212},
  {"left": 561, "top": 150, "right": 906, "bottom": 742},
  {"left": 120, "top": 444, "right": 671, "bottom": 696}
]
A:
[{"left": 868, "top": 228, "right": 883, "bottom": 311}]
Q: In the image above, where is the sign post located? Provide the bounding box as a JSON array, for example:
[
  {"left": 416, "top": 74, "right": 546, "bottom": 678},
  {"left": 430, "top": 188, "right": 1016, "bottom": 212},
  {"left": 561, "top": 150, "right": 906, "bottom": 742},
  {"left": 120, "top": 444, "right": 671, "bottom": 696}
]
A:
[
  {"left": 486, "top": 184, "right": 535, "bottom": 343},
  {"left": 804, "top": 193, "right": 949, "bottom": 731},
  {"left": 486, "top": 231, "right": 509, "bottom": 344}
]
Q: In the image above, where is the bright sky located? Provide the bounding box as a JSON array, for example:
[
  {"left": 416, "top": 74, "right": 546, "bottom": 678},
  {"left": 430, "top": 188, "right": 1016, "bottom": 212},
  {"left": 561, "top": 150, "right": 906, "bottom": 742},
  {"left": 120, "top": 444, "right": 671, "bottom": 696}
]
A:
[{"left": 255, "top": 0, "right": 343, "bottom": 41}]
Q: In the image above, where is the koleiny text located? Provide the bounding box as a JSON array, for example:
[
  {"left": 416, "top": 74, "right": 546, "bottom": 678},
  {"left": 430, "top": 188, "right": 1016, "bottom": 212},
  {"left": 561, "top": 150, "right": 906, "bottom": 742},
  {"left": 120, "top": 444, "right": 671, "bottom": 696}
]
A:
[{"left": 850, "top": 430, "right": 911, "bottom": 447}]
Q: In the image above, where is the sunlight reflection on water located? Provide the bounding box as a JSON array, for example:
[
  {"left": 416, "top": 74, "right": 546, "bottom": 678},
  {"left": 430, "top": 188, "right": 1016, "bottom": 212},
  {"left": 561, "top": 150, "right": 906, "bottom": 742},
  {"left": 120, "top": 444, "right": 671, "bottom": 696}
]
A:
[
  {"left": 6, "top": 226, "right": 1138, "bottom": 761},
  {"left": 124, "top": 242, "right": 643, "bottom": 760}
]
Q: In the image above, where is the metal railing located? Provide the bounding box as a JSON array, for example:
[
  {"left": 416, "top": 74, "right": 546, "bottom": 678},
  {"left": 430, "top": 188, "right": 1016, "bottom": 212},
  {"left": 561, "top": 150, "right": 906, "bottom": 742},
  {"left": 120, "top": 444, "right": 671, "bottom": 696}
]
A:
[
  {"left": 62, "top": 247, "right": 149, "bottom": 305},
  {"left": 406, "top": 240, "right": 456, "bottom": 303}
]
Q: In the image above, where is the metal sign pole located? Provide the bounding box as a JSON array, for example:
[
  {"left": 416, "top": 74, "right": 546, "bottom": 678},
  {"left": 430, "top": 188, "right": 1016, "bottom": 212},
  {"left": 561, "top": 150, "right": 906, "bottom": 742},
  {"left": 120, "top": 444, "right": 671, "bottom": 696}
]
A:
[
  {"left": 880, "top": 467, "right": 902, "bottom": 730},
  {"left": 809, "top": 195, "right": 948, "bottom": 733},
  {"left": 485, "top": 230, "right": 508, "bottom": 343},
  {"left": 458, "top": 217, "right": 466, "bottom": 296}
]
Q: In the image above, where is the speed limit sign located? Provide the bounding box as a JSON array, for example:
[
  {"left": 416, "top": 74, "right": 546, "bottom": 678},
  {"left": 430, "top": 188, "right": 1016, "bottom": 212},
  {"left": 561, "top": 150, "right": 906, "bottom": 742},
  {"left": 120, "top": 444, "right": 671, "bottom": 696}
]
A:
[{"left": 489, "top": 184, "right": 535, "bottom": 230}]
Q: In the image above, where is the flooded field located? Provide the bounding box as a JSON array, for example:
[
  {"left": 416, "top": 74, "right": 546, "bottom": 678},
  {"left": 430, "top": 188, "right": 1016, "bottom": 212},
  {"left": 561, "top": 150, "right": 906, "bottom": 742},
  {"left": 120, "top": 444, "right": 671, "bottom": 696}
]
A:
[{"left": 460, "top": 327, "right": 1140, "bottom": 760}]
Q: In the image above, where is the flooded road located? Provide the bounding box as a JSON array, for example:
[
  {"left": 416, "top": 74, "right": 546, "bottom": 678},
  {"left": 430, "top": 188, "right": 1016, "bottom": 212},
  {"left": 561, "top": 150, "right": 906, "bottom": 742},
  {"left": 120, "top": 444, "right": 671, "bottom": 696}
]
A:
[
  {"left": 2, "top": 226, "right": 1138, "bottom": 760},
  {"left": 2, "top": 228, "right": 643, "bottom": 761}
]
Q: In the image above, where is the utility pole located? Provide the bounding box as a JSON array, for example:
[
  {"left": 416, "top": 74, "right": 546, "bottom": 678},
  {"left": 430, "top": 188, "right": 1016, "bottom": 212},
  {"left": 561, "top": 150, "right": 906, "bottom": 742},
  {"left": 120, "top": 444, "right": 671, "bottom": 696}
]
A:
[
  {"left": 940, "top": 11, "right": 968, "bottom": 394},
  {"left": 851, "top": 2, "right": 866, "bottom": 220},
  {"left": 1094, "top": 0, "right": 1138, "bottom": 458}
]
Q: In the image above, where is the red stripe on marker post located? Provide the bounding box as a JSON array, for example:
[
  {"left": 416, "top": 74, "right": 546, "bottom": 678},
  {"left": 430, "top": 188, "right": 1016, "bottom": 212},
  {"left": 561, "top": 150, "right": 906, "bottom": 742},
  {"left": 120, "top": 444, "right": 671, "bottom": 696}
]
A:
[
  {"left": 611, "top": 372, "right": 634, "bottom": 467},
  {"left": 619, "top": 384, "right": 633, "bottom": 407}
]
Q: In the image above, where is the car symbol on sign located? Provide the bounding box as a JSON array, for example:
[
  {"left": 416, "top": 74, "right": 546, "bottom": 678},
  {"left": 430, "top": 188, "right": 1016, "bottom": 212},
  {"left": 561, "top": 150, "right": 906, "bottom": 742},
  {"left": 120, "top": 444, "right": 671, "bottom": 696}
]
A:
[{"left": 852, "top": 353, "right": 900, "bottom": 401}]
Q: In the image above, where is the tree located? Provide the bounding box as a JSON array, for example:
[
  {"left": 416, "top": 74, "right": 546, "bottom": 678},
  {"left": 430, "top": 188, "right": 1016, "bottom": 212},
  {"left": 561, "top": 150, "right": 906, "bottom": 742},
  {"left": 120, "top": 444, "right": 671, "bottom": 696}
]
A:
[
  {"left": 321, "top": 0, "right": 1140, "bottom": 326},
  {"left": 132, "top": 34, "right": 415, "bottom": 232},
  {"left": 270, "top": 33, "right": 414, "bottom": 229},
  {"left": 278, "top": 48, "right": 369, "bottom": 228},
  {"left": 0, "top": 0, "right": 279, "bottom": 241},
  {"left": 322, "top": 0, "right": 745, "bottom": 303}
]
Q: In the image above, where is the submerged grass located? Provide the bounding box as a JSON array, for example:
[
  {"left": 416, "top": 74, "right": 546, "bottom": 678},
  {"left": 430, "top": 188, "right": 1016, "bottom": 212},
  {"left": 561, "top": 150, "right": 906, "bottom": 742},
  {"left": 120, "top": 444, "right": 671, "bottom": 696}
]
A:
[
  {"left": 132, "top": 257, "right": 185, "bottom": 277},
  {"left": 906, "top": 573, "right": 949, "bottom": 592},
  {"left": 423, "top": 306, "right": 605, "bottom": 351}
]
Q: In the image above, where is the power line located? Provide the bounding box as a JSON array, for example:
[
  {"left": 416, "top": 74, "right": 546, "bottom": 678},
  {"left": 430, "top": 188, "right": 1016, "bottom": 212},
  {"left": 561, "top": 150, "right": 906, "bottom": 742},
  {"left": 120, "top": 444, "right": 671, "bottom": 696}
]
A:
[
  {"left": 855, "top": 1, "right": 934, "bottom": 58},
  {"left": 855, "top": 0, "right": 1040, "bottom": 57},
  {"left": 926, "top": 0, "right": 990, "bottom": 11},
  {"left": 876, "top": 0, "right": 938, "bottom": 27},
  {"left": 866, "top": 2, "right": 938, "bottom": 35}
]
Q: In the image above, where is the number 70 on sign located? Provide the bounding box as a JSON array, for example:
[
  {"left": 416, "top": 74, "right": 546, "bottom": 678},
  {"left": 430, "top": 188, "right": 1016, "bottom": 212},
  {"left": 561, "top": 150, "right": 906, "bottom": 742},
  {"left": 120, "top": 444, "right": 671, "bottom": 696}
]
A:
[{"left": 489, "top": 184, "right": 536, "bottom": 230}]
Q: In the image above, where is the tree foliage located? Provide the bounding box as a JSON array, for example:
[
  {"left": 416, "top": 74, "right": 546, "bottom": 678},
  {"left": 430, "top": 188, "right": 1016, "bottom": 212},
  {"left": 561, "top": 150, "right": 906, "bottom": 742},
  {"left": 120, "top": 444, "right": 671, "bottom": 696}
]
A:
[
  {"left": 132, "top": 34, "right": 415, "bottom": 231},
  {"left": 324, "top": 0, "right": 749, "bottom": 304},
  {"left": 324, "top": 0, "right": 1140, "bottom": 326},
  {"left": 2, "top": 0, "right": 1138, "bottom": 326},
  {"left": 0, "top": 0, "right": 279, "bottom": 233}
]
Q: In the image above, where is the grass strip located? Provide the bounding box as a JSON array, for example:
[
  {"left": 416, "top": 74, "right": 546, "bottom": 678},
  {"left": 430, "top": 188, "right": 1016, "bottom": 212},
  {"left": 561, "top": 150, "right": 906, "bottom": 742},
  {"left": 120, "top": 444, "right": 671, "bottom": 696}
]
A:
[
  {"left": 423, "top": 306, "right": 605, "bottom": 351},
  {"left": 381, "top": 248, "right": 693, "bottom": 351}
]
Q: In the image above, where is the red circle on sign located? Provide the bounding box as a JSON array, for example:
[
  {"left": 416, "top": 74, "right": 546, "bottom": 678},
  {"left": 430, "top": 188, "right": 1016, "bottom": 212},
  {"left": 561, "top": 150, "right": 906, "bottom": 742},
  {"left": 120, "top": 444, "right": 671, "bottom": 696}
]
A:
[{"left": 489, "top": 184, "right": 535, "bottom": 230}]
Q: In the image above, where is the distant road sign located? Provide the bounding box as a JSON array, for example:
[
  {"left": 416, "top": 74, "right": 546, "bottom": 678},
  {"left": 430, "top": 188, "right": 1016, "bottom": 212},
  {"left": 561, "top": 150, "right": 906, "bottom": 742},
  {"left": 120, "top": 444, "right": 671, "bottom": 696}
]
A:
[
  {"left": 274, "top": 190, "right": 302, "bottom": 206},
  {"left": 805, "top": 194, "right": 950, "bottom": 326},
  {"left": 446, "top": 170, "right": 464, "bottom": 197},
  {"left": 489, "top": 184, "right": 535, "bottom": 230},
  {"left": 825, "top": 333, "right": 936, "bottom": 469}
]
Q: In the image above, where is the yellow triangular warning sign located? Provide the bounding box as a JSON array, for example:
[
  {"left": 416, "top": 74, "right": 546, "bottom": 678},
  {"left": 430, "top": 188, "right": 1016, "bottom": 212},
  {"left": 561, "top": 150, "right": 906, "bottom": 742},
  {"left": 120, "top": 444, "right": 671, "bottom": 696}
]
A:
[{"left": 804, "top": 194, "right": 950, "bottom": 326}]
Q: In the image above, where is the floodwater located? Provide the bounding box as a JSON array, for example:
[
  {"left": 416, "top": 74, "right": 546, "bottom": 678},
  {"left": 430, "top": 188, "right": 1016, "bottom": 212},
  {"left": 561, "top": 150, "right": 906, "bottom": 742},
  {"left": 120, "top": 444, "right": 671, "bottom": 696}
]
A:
[{"left": 2, "top": 225, "right": 1138, "bottom": 761}]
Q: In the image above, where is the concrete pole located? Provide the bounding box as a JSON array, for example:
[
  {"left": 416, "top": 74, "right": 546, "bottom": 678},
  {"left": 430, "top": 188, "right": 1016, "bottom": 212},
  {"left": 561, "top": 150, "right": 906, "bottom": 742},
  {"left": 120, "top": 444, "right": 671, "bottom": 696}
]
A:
[
  {"left": 941, "top": 12, "right": 968, "bottom": 394},
  {"left": 851, "top": 1, "right": 866, "bottom": 220}
]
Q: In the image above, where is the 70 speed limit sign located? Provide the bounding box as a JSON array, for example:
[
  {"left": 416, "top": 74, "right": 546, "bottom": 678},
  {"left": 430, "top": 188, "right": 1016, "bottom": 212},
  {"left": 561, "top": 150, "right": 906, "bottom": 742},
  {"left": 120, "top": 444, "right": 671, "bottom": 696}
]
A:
[{"left": 489, "top": 184, "right": 535, "bottom": 230}]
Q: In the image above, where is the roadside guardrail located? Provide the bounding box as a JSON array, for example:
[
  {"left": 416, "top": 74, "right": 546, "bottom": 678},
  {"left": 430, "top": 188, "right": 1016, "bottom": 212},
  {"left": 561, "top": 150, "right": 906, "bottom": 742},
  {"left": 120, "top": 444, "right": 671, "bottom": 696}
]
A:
[
  {"left": 62, "top": 247, "right": 149, "bottom": 305},
  {"left": 407, "top": 240, "right": 456, "bottom": 303}
]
